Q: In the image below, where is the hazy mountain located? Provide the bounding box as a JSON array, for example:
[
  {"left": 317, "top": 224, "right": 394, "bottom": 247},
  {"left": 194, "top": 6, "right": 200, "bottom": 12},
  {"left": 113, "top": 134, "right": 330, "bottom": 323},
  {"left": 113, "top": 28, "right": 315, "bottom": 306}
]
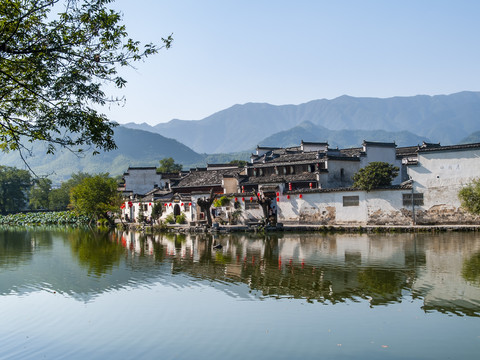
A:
[
  {"left": 460, "top": 131, "right": 480, "bottom": 144},
  {"left": 259, "top": 121, "right": 431, "bottom": 149},
  {"left": 125, "top": 91, "right": 480, "bottom": 153},
  {"left": 122, "top": 122, "right": 157, "bottom": 133},
  {"left": 0, "top": 126, "right": 204, "bottom": 183}
]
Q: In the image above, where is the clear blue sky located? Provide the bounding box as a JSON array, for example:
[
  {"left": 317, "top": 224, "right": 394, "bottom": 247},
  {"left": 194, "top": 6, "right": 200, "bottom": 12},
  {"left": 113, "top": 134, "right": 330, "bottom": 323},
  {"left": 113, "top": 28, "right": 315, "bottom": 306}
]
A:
[{"left": 105, "top": 0, "right": 480, "bottom": 125}]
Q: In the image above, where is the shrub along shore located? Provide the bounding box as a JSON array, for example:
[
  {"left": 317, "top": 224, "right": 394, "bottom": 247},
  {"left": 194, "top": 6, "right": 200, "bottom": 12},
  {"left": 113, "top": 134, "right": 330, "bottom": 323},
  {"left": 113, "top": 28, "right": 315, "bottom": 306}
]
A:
[{"left": 0, "top": 211, "right": 91, "bottom": 226}]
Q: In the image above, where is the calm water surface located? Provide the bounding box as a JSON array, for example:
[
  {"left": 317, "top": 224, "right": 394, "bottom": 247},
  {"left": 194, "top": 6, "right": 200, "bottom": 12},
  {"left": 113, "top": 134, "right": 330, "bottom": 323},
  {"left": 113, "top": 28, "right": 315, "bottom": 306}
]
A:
[{"left": 1, "top": 227, "right": 480, "bottom": 359}]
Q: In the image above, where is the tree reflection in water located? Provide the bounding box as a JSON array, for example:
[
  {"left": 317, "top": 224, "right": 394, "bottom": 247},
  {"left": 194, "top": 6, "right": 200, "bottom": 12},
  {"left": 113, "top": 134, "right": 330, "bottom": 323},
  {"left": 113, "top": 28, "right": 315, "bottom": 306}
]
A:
[
  {"left": 117, "top": 231, "right": 480, "bottom": 317},
  {"left": 1, "top": 228, "right": 480, "bottom": 317},
  {"left": 463, "top": 251, "right": 480, "bottom": 285},
  {"left": 69, "top": 228, "right": 124, "bottom": 277}
]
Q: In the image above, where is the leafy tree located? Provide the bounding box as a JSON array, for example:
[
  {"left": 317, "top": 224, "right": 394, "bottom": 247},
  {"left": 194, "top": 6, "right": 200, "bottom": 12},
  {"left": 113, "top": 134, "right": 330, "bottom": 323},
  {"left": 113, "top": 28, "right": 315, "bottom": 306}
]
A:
[
  {"left": 151, "top": 201, "right": 163, "bottom": 222},
  {"left": 0, "top": 0, "right": 172, "bottom": 157},
  {"left": 458, "top": 179, "right": 480, "bottom": 215},
  {"left": 70, "top": 173, "right": 120, "bottom": 224},
  {"left": 29, "top": 178, "right": 52, "bottom": 210},
  {"left": 49, "top": 172, "right": 92, "bottom": 210},
  {"left": 213, "top": 196, "right": 231, "bottom": 208},
  {"left": 0, "top": 166, "right": 32, "bottom": 213},
  {"left": 229, "top": 160, "right": 248, "bottom": 167},
  {"left": 157, "top": 157, "right": 182, "bottom": 173},
  {"left": 353, "top": 162, "right": 399, "bottom": 192}
]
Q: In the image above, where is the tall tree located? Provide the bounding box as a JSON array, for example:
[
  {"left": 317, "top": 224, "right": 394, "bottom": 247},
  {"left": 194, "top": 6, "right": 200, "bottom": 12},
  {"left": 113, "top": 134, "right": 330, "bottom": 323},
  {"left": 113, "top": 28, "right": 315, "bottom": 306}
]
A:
[
  {"left": 0, "top": 166, "right": 32, "bottom": 213},
  {"left": 70, "top": 173, "right": 120, "bottom": 224},
  {"left": 49, "top": 172, "right": 91, "bottom": 210},
  {"left": 353, "top": 162, "right": 399, "bottom": 192},
  {"left": 29, "top": 177, "right": 52, "bottom": 209},
  {"left": 157, "top": 157, "right": 182, "bottom": 173},
  {"left": 0, "top": 0, "right": 172, "bottom": 160}
]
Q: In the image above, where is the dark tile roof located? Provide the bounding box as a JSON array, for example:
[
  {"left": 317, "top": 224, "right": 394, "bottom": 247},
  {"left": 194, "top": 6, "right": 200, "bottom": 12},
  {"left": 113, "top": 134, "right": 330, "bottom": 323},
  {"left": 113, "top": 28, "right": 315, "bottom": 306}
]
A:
[
  {"left": 158, "top": 172, "right": 184, "bottom": 179},
  {"left": 241, "top": 172, "right": 318, "bottom": 185},
  {"left": 173, "top": 168, "right": 243, "bottom": 189},
  {"left": 339, "top": 147, "right": 363, "bottom": 157},
  {"left": 301, "top": 140, "right": 329, "bottom": 146},
  {"left": 417, "top": 142, "right": 480, "bottom": 153},
  {"left": 127, "top": 166, "right": 157, "bottom": 170},
  {"left": 363, "top": 140, "right": 397, "bottom": 147},
  {"left": 396, "top": 146, "right": 419, "bottom": 157},
  {"left": 206, "top": 163, "right": 241, "bottom": 169},
  {"left": 284, "top": 182, "right": 412, "bottom": 194}
]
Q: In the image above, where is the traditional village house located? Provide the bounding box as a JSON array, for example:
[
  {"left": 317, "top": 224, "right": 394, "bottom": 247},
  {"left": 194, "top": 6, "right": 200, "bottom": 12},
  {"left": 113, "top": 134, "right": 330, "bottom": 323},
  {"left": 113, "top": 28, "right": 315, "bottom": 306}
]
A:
[
  {"left": 171, "top": 164, "right": 245, "bottom": 224},
  {"left": 120, "top": 166, "right": 185, "bottom": 222},
  {"left": 119, "top": 140, "right": 480, "bottom": 227}
]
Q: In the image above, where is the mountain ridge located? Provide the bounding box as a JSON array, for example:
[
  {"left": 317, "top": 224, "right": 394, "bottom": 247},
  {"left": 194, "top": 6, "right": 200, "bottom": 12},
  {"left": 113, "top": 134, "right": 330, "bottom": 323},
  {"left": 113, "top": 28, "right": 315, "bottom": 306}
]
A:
[{"left": 122, "top": 91, "right": 480, "bottom": 153}]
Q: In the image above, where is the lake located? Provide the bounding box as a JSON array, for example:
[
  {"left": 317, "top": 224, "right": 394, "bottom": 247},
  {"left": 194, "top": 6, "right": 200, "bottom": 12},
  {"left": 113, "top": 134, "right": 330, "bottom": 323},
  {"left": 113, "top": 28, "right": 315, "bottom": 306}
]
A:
[{"left": 1, "top": 227, "right": 479, "bottom": 359}]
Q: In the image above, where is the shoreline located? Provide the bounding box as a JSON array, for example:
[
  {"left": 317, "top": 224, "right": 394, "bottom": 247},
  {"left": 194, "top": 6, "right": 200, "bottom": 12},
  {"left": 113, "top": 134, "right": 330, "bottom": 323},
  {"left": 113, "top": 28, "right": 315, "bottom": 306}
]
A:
[{"left": 123, "top": 222, "right": 480, "bottom": 234}]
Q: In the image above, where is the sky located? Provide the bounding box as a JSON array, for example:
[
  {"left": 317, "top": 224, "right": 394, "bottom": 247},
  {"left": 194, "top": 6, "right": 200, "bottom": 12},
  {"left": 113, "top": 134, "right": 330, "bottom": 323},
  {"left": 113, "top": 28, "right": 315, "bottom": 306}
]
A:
[{"left": 104, "top": 0, "right": 480, "bottom": 125}]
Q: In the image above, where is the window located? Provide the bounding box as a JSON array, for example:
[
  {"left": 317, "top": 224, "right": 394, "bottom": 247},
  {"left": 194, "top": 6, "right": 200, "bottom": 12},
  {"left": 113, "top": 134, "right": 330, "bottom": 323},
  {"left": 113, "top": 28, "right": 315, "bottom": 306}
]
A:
[
  {"left": 403, "top": 193, "right": 424, "bottom": 206},
  {"left": 308, "top": 164, "right": 315, "bottom": 172},
  {"left": 343, "top": 196, "right": 359, "bottom": 207}
]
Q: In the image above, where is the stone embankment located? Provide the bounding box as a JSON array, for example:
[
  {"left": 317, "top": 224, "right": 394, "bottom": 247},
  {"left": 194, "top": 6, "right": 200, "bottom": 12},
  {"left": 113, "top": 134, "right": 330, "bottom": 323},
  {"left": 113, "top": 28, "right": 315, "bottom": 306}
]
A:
[{"left": 121, "top": 222, "right": 480, "bottom": 234}]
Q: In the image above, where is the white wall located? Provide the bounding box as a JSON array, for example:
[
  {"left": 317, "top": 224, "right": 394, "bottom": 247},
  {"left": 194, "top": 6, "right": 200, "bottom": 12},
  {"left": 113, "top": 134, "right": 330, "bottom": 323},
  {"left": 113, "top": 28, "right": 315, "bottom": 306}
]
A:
[
  {"left": 276, "top": 189, "right": 411, "bottom": 225},
  {"left": 124, "top": 168, "right": 166, "bottom": 195},
  {"left": 409, "top": 148, "right": 480, "bottom": 208}
]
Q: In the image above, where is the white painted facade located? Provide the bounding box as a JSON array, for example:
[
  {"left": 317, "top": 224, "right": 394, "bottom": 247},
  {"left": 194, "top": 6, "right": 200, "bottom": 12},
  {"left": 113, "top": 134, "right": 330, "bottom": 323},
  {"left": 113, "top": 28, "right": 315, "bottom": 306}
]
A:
[
  {"left": 408, "top": 147, "right": 480, "bottom": 208},
  {"left": 274, "top": 188, "right": 410, "bottom": 225},
  {"left": 123, "top": 167, "right": 168, "bottom": 196}
]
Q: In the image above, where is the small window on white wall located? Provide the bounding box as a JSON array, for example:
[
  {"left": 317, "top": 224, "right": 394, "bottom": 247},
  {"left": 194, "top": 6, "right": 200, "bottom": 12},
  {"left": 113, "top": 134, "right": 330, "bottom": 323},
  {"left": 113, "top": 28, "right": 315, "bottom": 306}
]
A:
[{"left": 343, "top": 196, "right": 359, "bottom": 207}]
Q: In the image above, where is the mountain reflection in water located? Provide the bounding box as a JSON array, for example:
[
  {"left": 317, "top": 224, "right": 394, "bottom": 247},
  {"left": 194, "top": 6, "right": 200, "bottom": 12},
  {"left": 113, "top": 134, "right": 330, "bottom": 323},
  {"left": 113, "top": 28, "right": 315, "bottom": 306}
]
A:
[{"left": 1, "top": 228, "right": 480, "bottom": 317}]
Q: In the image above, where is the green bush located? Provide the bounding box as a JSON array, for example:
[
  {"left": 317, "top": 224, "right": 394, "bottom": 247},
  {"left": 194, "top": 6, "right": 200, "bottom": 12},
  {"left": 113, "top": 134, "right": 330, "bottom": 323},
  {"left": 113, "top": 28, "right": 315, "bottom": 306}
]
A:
[
  {"left": 164, "top": 214, "right": 175, "bottom": 224},
  {"left": 0, "top": 211, "right": 91, "bottom": 226},
  {"left": 176, "top": 213, "right": 186, "bottom": 224},
  {"left": 213, "top": 196, "right": 231, "bottom": 208}
]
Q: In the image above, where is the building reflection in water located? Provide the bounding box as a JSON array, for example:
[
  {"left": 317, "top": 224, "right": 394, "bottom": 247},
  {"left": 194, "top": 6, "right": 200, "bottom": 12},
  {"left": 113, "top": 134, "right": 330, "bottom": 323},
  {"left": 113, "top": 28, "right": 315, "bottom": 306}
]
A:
[{"left": 115, "top": 230, "right": 480, "bottom": 317}]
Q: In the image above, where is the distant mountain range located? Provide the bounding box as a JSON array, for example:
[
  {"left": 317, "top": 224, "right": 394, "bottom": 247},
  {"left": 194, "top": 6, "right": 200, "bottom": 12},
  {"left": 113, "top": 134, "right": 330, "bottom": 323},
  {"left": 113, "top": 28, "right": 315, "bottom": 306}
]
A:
[
  {"left": 259, "top": 121, "right": 429, "bottom": 149},
  {"left": 124, "top": 91, "right": 480, "bottom": 153},
  {"left": 1, "top": 91, "right": 480, "bottom": 183},
  {"left": 0, "top": 126, "right": 205, "bottom": 183}
]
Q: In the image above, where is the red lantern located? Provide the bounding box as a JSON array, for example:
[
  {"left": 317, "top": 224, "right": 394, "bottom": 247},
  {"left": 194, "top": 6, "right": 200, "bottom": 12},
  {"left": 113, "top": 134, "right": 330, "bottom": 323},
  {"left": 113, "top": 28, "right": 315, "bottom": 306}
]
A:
[
  {"left": 189, "top": 202, "right": 192, "bottom": 206},
  {"left": 287, "top": 195, "right": 290, "bottom": 199},
  {"left": 242, "top": 197, "right": 245, "bottom": 202},
  {"left": 164, "top": 204, "right": 167, "bottom": 207},
  {"left": 288, "top": 183, "right": 292, "bottom": 191},
  {"left": 276, "top": 197, "right": 280, "bottom": 202},
  {"left": 309, "top": 182, "right": 312, "bottom": 189},
  {"left": 169, "top": 203, "right": 172, "bottom": 207},
  {"left": 276, "top": 192, "right": 279, "bottom": 197},
  {"left": 250, "top": 197, "right": 253, "bottom": 201},
  {"left": 234, "top": 197, "right": 238, "bottom": 202},
  {"left": 181, "top": 203, "right": 184, "bottom": 206},
  {"left": 257, "top": 192, "right": 261, "bottom": 198},
  {"left": 149, "top": 203, "right": 152, "bottom": 206},
  {"left": 241, "top": 186, "right": 245, "bottom": 193},
  {"left": 299, "top": 194, "right": 303, "bottom": 199}
]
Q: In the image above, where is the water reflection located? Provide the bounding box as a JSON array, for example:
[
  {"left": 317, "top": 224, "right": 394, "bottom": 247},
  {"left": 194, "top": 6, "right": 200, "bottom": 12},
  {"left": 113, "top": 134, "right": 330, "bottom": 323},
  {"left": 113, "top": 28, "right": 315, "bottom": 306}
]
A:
[{"left": 1, "top": 228, "right": 480, "bottom": 317}]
